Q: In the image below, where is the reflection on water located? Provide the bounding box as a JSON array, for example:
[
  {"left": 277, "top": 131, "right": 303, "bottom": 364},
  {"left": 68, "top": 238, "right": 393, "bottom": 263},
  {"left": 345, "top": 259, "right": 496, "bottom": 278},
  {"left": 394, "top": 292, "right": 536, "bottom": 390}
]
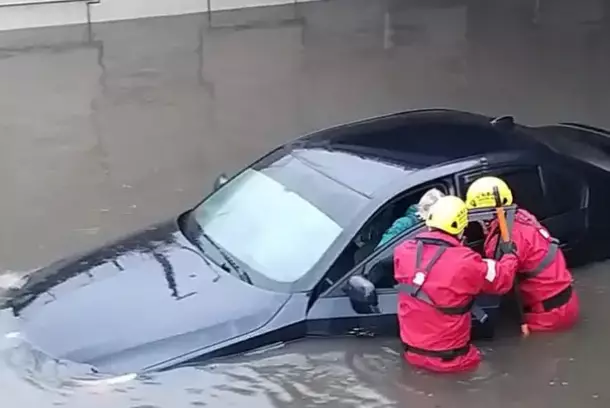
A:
[{"left": 2, "top": 0, "right": 610, "bottom": 406}]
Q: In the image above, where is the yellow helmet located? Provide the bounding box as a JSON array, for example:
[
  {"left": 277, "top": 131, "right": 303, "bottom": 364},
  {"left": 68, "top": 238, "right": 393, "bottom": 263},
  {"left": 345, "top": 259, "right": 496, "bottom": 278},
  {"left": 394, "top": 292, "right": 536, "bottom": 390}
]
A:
[
  {"left": 465, "top": 176, "right": 513, "bottom": 209},
  {"left": 425, "top": 195, "right": 469, "bottom": 236}
]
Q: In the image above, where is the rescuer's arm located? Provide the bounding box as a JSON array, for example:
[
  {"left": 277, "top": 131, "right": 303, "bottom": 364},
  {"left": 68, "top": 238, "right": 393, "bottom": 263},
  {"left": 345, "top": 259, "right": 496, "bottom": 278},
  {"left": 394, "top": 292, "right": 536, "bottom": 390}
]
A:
[
  {"left": 459, "top": 248, "right": 518, "bottom": 296},
  {"left": 479, "top": 252, "right": 519, "bottom": 295}
]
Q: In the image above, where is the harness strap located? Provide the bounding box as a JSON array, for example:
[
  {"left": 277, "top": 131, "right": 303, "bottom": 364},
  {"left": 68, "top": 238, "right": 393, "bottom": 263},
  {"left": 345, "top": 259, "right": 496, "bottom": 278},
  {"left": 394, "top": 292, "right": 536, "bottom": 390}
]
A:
[
  {"left": 403, "top": 342, "right": 471, "bottom": 362},
  {"left": 414, "top": 240, "right": 448, "bottom": 279},
  {"left": 395, "top": 237, "right": 487, "bottom": 322},
  {"left": 524, "top": 284, "right": 573, "bottom": 313},
  {"left": 518, "top": 239, "right": 560, "bottom": 281},
  {"left": 395, "top": 283, "right": 476, "bottom": 316}
]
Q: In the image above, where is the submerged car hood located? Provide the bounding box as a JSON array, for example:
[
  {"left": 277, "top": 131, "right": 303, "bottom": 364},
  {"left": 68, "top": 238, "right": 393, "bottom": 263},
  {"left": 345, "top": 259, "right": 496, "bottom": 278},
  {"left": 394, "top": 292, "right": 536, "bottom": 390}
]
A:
[{"left": 5, "top": 219, "right": 291, "bottom": 373}]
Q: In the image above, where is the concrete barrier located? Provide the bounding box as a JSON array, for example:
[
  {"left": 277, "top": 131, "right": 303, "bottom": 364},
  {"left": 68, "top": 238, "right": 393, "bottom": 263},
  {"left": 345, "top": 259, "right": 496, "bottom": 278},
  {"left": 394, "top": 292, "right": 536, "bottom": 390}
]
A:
[
  {"left": 0, "top": 0, "right": 318, "bottom": 32},
  {"left": 0, "top": 1, "right": 88, "bottom": 32}
]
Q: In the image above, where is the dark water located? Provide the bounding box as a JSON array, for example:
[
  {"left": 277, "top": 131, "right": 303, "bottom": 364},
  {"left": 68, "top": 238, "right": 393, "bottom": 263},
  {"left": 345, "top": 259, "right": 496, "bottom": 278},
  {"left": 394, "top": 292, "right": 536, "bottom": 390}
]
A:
[
  {"left": 1, "top": 265, "right": 609, "bottom": 408},
  {"left": 2, "top": 0, "right": 610, "bottom": 406}
]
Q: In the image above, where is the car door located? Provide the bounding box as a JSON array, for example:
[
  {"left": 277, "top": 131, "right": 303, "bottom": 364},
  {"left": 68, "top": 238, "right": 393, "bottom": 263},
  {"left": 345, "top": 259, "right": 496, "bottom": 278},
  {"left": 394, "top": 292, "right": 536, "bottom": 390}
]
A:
[
  {"left": 538, "top": 165, "right": 588, "bottom": 251},
  {"left": 306, "top": 209, "right": 502, "bottom": 338},
  {"left": 305, "top": 226, "right": 423, "bottom": 338},
  {"left": 305, "top": 180, "right": 454, "bottom": 337},
  {"left": 457, "top": 165, "right": 587, "bottom": 251}
]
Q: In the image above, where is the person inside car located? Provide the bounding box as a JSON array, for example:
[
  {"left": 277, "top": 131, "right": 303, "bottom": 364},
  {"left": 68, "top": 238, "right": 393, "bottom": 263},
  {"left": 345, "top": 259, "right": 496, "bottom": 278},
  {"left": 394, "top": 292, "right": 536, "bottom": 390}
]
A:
[
  {"left": 466, "top": 176, "right": 579, "bottom": 332},
  {"left": 376, "top": 188, "right": 445, "bottom": 249},
  {"left": 394, "top": 195, "right": 519, "bottom": 373}
]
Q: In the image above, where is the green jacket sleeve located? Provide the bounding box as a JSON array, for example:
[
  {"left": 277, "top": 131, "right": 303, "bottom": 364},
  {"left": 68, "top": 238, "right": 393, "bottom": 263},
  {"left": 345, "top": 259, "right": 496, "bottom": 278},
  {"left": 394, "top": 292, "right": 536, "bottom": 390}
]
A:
[{"left": 376, "top": 206, "right": 421, "bottom": 249}]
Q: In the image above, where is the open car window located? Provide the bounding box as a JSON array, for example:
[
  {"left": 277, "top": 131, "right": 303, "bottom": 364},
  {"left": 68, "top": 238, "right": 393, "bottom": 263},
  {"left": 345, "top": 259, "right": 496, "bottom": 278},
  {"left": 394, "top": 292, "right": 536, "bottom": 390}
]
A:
[
  {"left": 366, "top": 207, "right": 501, "bottom": 262},
  {"left": 325, "top": 207, "right": 502, "bottom": 296}
]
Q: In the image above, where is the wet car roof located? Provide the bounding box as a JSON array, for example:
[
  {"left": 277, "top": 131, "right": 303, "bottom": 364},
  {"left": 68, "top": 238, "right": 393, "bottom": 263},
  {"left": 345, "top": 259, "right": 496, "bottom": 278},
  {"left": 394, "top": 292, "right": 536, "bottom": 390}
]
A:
[
  {"left": 255, "top": 148, "right": 375, "bottom": 227},
  {"left": 289, "top": 147, "right": 418, "bottom": 197},
  {"left": 252, "top": 110, "right": 539, "bottom": 226},
  {"left": 287, "top": 116, "right": 533, "bottom": 196}
]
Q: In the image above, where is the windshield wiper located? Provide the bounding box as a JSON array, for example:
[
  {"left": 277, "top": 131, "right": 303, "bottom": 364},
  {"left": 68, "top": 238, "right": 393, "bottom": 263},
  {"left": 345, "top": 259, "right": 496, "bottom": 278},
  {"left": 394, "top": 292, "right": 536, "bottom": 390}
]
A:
[
  {"left": 199, "top": 231, "right": 253, "bottom": 285},
  {"left": 182, "top": 211, "right": 252, "bottom": 284},
  {"left": 179, "top": 212, "right": 229, "bottom": 281}
]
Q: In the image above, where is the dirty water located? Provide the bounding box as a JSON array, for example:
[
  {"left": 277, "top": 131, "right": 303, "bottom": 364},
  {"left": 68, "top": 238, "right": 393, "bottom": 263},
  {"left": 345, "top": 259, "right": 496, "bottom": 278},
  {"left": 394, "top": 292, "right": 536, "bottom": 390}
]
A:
[
  {"left": 3, "top": 0, "right": 610, "bottom": 406},
  {"left": 1, "top": 263, "right": 609, "bottom": 408}
]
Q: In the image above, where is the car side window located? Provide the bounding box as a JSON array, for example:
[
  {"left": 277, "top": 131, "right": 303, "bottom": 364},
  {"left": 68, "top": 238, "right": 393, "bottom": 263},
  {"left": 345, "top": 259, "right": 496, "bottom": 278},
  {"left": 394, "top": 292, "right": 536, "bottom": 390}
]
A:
[
  {"left": 352, "top": 183, "right": 450, "bottom": 265},
  {"left": 318, "top": 183, "right": 450, "bottom": 296},
  {"left": 541, "top": 166, "right": 586, "bottom": 215},
  {"left": 496, "top": 168, "right": 548, "bottom": 218},
  {"left": 362, "top": 210, "right": 495, "bottom": 290},
  {"left": 463, "top": 167, "right": 549, "bottom": 219},
  {"left": 462, "top": 219, "right": 486, "bottom": 254},
  {"left": 362, "top": 226, "right": 424, "bottom": 290}
]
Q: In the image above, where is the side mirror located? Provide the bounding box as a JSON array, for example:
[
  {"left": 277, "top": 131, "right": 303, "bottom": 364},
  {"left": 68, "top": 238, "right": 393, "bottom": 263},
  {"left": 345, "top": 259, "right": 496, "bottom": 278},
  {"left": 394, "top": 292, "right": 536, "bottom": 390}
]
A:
[
  {"left": 342, "top": 275, "right": 380, "bottom": 314},
  {"left": 213, "top": 173, "right": 229, "bottom": 191}
]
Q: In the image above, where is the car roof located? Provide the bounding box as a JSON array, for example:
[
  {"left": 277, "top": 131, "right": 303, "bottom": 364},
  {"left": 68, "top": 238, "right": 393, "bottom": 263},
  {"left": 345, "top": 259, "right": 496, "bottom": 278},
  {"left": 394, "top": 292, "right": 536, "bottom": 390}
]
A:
[
  {"left": 284, "top": 109, "right": 537, "bottom": 198},
  {"left": 287, "top": 147, "right": 417, "bottom": 198}
]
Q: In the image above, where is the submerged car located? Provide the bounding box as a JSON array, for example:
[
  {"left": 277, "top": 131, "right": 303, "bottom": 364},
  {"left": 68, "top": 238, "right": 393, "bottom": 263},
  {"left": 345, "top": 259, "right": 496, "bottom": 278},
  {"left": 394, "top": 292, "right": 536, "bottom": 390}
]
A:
[{"left": 4, "top": 109, "right": 610, "bottom": 376}]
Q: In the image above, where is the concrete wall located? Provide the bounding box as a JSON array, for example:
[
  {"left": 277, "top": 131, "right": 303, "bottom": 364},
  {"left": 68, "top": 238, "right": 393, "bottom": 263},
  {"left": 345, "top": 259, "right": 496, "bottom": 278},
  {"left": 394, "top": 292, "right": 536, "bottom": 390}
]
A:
[{"left": 0, "top": 0, "right": 318, "bottom": 32}]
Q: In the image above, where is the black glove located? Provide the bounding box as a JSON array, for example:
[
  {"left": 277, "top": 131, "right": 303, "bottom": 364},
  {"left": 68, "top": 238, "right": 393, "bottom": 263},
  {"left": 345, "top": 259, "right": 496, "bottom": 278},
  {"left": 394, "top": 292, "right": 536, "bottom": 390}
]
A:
[{"left": 497, "top": 241, "right": 517, "bottom": 257}]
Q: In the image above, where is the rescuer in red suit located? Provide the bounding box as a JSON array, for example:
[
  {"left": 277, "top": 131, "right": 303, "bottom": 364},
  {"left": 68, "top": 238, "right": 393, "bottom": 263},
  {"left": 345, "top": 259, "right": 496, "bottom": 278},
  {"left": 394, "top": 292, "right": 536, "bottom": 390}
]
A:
[
  {"left": 394, "top": 195, "right": 519, "bottom": 374},
  {"left": 466, "top": 176, "right": 579, "bottom": 332}
]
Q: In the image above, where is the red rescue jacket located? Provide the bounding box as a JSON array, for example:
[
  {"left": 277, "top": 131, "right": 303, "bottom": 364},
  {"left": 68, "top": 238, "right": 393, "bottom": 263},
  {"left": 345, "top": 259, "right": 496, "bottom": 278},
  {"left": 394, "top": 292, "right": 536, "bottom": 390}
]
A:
[
  {"left": 394, "top": 230, "right": 519, "bottom": 373},
  {"left": 484, "top": 207, "right": 579, "bottom": 332}
]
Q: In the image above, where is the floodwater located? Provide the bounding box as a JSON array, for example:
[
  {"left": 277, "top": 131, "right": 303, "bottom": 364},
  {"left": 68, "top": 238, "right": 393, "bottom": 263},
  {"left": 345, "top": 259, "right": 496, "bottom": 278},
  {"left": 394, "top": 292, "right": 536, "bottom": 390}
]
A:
[{"left": 2, "top": 0, "right": 610, "bottom": 406}]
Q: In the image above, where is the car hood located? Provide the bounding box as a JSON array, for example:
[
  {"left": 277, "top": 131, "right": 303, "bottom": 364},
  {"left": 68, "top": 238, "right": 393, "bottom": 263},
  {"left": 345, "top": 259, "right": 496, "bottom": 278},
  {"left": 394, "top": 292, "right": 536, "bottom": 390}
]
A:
[{"left": 4, "top": 218, "right": 291, "bottom": 373}]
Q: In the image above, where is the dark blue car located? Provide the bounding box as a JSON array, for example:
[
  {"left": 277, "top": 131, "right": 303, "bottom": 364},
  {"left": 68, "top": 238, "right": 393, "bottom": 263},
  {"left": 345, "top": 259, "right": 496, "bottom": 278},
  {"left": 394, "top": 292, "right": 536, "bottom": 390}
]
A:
[{"left": 4, "top": 109, "right": 610, "bottom": 378}]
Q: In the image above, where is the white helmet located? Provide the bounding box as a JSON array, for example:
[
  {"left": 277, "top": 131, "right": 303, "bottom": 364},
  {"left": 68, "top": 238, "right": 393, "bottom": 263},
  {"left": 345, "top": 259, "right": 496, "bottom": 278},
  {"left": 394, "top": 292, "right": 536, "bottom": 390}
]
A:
[{"left": 416, "top": 188, "right": 445, "bottom": 220}]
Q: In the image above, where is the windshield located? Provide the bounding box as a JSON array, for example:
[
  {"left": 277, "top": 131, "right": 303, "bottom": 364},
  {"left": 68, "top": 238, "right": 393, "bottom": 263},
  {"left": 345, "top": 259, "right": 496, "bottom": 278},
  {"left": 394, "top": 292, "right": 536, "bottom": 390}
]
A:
[{"left": 191, "top": 153, "right": 369, "bottom": 287}]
